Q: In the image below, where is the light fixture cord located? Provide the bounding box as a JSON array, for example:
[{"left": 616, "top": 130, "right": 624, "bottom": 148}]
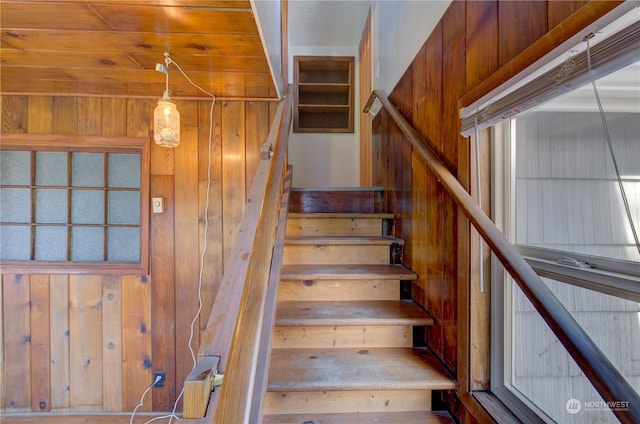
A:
[
  {"left": 133, "top": 51, "right": 217, "bottom": 424},
  {"left": 170, "top": 59, "right": 215, "bottom": 98},
  {"left": 165, "top": 52, "right": 216, "bottom": 424}
]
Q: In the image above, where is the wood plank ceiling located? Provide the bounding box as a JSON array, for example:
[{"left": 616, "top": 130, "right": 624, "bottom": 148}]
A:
[{"left": 0, "top": 0, "right": 278, "bottom": 100}]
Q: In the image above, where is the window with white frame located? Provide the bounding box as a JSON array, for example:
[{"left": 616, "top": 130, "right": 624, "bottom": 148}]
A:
[{"left": 461, "top": 8, "right": 640, "bottom": 424}]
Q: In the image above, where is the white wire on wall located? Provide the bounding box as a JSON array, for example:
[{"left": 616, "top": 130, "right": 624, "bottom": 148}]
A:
[{"left": 128, "top": 54, "right": 217, "bottom": 424}]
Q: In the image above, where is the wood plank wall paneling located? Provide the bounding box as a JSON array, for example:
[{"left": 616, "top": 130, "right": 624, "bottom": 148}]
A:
[
  {"left": 441, "top": 1, "right": 467, "bottom": 375},
  {"left": 1, "top": 94, "right": 277, "bottom": 414},
  {"left": 221, "top": 101, "right": 247, "bottom": 265},
  {"left": 1, "top": 96, "right": 28, "bottom": 133},
  {"left": 245, "top": 102, "right": 270, "bottom": 195},
  {"left": 28, "top": 96, "right": 53, "bottom": 134},
  {"left": 498, "top": 1, "right": 548, "bottom": 67},
  {"left": 102, "top": 276, "right": 123, "bottom": 412},
  {"left": 197, "top": 101, "right": 223, "bottom": 338},
  {"left": 102, "top": 98, "right": 128, "bottom": 137},
  {"left": 29, "top": 275, "right": 51, "bottom": 412},
  {"left": 52, "top": 97, "right": 78, "bottom": 134},
  {"left": 69, "top": 275, "right": 104, "bottom": 411},
  {"left": 372, "top": 0, "right": 617, "bottom": 419},
  {"left": 150, "top": 175, "right": 177, "bottom": 411},
  {"left": 49, "top": 275, "right": 70, "bottom": 411},
  {"left": 121, "top": 275, "right": 152, "bottom": 412},
  {"left": 78, "top": 97, "right": 102, "bottom": 136},
  {"left": 548, "top": 0, "right": 589, "bottom": 28},
  {"left": 174, "top": 102, "right": 201, "bottom": 394},
  {"left": 3, "top": 274, "right": 31, "bottom": 411},
  {"left": 465, "top": 0, "right": 498, "bottom": 89}
]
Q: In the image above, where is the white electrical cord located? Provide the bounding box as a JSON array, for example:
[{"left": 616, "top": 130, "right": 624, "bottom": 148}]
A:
[
  {"left": 166, "top": 53, "right": 217, "bottom": 424},
  {"left": 130, "top": 52, "right": 217, "bottom": 424},
  {"left": 166, "top": 52, "right": 216, "bottom": 369},
  {"left": 130, "top": 376, "right": 162, "bottom": 424}
]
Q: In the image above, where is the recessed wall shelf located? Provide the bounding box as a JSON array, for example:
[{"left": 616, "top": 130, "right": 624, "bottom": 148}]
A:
[{"left": 293, "top": 56, "right": 355, "bottom": 133}]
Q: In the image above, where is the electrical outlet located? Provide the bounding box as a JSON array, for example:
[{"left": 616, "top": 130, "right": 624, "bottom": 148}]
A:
[{"left": 153, "top": 371, "right": 165, "bottom": 388}]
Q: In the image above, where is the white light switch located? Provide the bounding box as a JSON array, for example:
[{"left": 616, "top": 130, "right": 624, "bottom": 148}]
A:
[{"left": 152, "top": 197, "right": 164, "bottom": 213}]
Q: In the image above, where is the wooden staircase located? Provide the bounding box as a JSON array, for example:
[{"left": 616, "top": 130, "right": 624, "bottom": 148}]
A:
[{"left": 262, "top": 191, "right": 456, "bottom": 423}]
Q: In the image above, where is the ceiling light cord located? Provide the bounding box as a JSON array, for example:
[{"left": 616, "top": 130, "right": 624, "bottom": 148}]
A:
[
  {"left": 164, "top": 53, "right": 217, "bottom": 424},
  {"left": 132, "top": 52, "right": 217, "bottom": 424},
  {"left": 586, "top": 38, "right": 640, "bottom": 257},
  {"left": 166, "top": 53, "right": 215, "bottom": 99}
]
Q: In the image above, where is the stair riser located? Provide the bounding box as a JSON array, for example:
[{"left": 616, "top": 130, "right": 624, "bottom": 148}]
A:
[
  {"left": 278, "top": 279, "right": 400, "bottom": 301},
  {"left": 283, "top": 245, "right": 390, "bottom": 265},
  {"left": 263, "top": 389, "right": 432, "bottom": 415},
  {"left": 286, "top": 218, "right": 385, "bottom": 237},
  {"left": 272, "top": 325, "right": 412, "bottom": 349}
]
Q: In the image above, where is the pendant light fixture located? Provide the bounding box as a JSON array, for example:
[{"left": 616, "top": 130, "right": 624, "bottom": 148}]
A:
[{"left": 154, "top": 52, "right": 180, "bottom": 148}]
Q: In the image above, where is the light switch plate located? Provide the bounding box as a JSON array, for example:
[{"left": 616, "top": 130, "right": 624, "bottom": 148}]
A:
[{"left": 152, "top": 197, "right": 164, "bottom": 213}]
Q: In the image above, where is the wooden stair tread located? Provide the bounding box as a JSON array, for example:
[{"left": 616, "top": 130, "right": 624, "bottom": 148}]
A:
[
  {"left": 268, "top": 347, "right": 456, "bottom": 392},
  {"left": 281, "top": 264, "right": 417, "bottom": 280},
  {"left": 288, "top": 212, "right": 394, "bottom": 219},
  {"left": 276, "top": 300, "right": 434, "bottom": 326},
  {"left": 263, "top": 410, "right": 455, "bottom": 423},
  {"left": 285, "top": 236, "right": 403, "bottom": 245}
]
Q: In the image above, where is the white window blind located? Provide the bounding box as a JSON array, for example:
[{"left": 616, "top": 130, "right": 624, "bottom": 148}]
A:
[{"left": 460, "top": 18, "right": 640, "bottom": 137}]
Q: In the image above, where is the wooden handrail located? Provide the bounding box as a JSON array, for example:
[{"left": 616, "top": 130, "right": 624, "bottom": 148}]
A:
[
  {"left": 184, "top": 85, "right": 293, "bottom": 423},
  {"left": 365, "top": 89, "right": 640, "bottom": 424},
  {"left": 249, "top": 165, "right": 293, "bottom": 422}
]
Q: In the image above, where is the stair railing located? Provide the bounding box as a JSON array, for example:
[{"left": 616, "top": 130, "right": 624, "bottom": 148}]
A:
[
  {"left": 182, "top": 86, "right": 293, "bottom": 423},
  {"left": 364, "top": 89, "right": 640, "bottom": 424}
]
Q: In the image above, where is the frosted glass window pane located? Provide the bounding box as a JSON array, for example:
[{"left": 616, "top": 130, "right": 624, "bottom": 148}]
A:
[
  {"left": 72, "top": 190, "right": 104, "bottom": 224},
  {"left": 35, "top": 189, "right": 68, "bottom": 224},
  {"left": 0, "top": 151, "right": 31, "bottom": 185},
  {"left": 71, "top": 227, "right": 104, "bottom": 261},
  {"left": 36, "top": 152, "right": 67, "bottom": 186},
  {"left": 0, "top": 188, "right": 31, "bottom": 223},
  {"left": 72, "top": 153, "right": 104, "bottom": 187},
  {"left": 108, "top": 227, "right": 139, "bottom": 261},
  {"left": 108, "top": 154, "right": 140, "bottom": 188},
  {"left": 34, "top": 226, "right": 67, "bottom": 260},
  {"left": 0, "top": 225, "right": 31, "bottom": 260},
  {"left": 108, "top": 191, "right": 140, "bottom": 224}
]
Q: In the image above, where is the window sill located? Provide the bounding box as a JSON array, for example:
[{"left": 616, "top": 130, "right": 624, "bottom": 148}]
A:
[
  {"left": 0, "top": 261, "right": 148, "bottom": 276},
  {"left": 470, "top": 391, "right": 525, "bottom": 424}
]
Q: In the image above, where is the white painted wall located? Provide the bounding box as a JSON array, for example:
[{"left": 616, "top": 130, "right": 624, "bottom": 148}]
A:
[
  {"left": 286, "top": 0, "right": 452, "bottom": 188},
  {"left": 288, "top": 45, "right": 360, "bottom": 187},
  {"left": 252, "top": 0, "right": 284, "bottom": 98},
  {"left": 371, "top": 0, "right": 451, "bottom": 94}
]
